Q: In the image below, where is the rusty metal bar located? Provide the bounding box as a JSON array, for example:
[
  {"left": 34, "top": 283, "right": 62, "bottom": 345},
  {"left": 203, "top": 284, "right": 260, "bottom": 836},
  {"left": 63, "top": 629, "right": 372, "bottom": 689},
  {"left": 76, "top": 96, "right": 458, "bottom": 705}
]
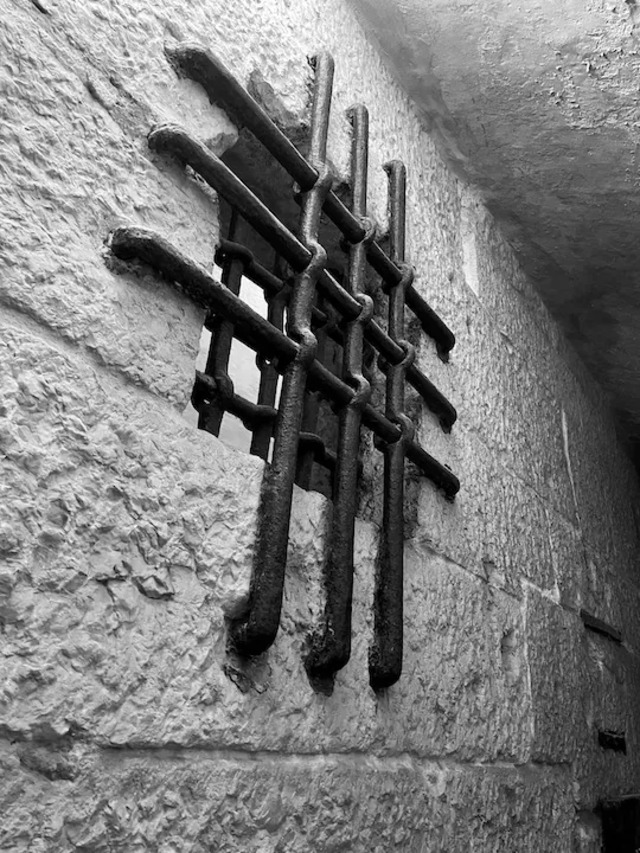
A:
[
  {"left": 307, "top": 104, "right": 373, "bottom": 683},
  {"left": 215, "top": 240, "right": 285, "bottom": 299},
  {"left": 295, "top": 322, "right": 327, "bottom": 489},
  {"left": 166, "top": 42, "right": 456, "bottom": 357},
  {"left": 250, "top": 255, "right": 287, "bottom": 460},
  {"left": 109, "top": 226, "right": 460, "bottom": 497},
  {"left": 228, "top": 52, "right": 335, "bottom": 656},
  {"left": 369, "top": 161, "right": 414, "bottom": 690},
  {"left": 192, "top": 371, "right": 276, "bottom": 430},
  {"left": 197, "top": 212, "right": 242, "bottom": 436},
  {"left": 298, "top": 431, "right": 338, "bottom": 472}
]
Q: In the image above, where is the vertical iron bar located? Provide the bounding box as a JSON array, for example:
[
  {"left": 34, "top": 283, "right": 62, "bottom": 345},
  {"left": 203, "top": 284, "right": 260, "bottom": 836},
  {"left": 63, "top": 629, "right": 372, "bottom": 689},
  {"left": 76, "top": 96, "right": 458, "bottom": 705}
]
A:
[
  {"left": 198, "top": 211, "right": 242, "bottom": 435},
  {"left": 306, "top": 104, "right": 373, "bottom": 682},
  {"left": 229, "top": 53, "right": 335, "bottom": 656},
  {"left": 369, "top": 161, "right": 416, "bottom": 690},
  {"left": 250, "top": 255, "right": 287, "bottom": 460},
  {"left": 295, "top": 310, "right": 327, "bottom": 489}
]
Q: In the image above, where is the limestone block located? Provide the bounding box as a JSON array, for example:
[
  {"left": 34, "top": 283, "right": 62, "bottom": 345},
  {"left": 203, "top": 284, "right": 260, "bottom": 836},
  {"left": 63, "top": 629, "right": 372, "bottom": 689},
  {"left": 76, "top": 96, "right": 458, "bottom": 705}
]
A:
[
  {"left": 579, "top": 547, "right": 626, "bottom": 648},
  {"left": 564, "top": 404, "right": 640, "bottom": 579},
  {"left": 449, "top": 298, "right": 574, "bottom": 520},
  {"left": 0, "top": 745, "right": 574, "bottom": 852},
  {"left": 1, "top": 319, "right": 536, "bottom": 761},
  {"left": 525, "top": 589, "right": 580, "bottom": 763},
  {"left": 545, "top": 508, "right": 583, "bottom": 611},
  {"left": 0, "top": 11, "right": 222, "bottom": 408},
  {"left": 415, "top": 430, "right": 555, "bottom": 597},
  {"left": 574, "top": 635, "right": 640, "bottom": 808},
  {"left": 384, "top": 548, "right": 531, "bottom": 761}
]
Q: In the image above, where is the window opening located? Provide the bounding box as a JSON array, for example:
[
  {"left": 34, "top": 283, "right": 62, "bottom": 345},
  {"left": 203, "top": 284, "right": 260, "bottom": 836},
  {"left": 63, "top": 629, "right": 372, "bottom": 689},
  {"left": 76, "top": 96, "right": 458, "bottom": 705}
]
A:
[{"left": 109, "top": 45, "right": 459, "bottom": 691}]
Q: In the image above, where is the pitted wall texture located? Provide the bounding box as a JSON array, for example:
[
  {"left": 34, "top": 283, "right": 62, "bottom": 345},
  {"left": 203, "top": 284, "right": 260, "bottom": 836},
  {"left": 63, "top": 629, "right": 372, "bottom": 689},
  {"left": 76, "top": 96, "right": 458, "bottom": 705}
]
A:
[{"left": 1, "top": 0, "right": 639, "bottom": 851}]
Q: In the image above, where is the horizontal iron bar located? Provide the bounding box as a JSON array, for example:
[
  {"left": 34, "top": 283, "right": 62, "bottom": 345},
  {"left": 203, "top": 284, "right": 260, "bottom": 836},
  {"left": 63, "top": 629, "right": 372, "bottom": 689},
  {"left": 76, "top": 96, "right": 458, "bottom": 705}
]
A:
[
  {"left": 193, "top": 371, "right": 277, "bottom": 429},
  {"left": 165, "top": 43, "right": 455, "bottom": 356},
  {"left": 298, "top": 431, "right": 338, "bottom": 472},
  {"left": 109, "top": 227, "right": 460, "bottom": 497}
]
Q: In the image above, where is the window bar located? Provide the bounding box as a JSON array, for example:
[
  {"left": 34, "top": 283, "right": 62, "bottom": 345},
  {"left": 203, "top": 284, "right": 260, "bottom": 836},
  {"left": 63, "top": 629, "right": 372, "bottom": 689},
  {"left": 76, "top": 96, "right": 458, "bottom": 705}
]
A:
[
  {"left": 306, "top": 103, "right": 374, "bottom": 682},
  {"left": 296, "top": 308, "right": 329, "bottom": 489},
  {"left": 147, "top": 125, "right": 457, "bottom": 430},
  {"left": 369, "top": 161, "right": 414, "bottom": 690},
  {"left": 109, "top": 226, "right": 459, "bottom": 496},
  {"left": 109, "top": 46, "right": 462, "bottom": 673},
  {"left": 250, "top": 254, "right": 287, "bottom": 461},
  {"left": 196, "top": 210, "right": 243, "bottom": 437},
  {"left": 227, "top": 52, "right": 335, "bottom": 656},
  {"left": 166, "top": 42, "right": 456, "bottom": 359}
]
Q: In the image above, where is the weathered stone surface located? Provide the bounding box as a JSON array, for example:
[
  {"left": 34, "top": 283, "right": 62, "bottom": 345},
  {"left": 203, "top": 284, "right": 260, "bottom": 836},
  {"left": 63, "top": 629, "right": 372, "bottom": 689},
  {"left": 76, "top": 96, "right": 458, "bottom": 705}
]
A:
[
  {"left": 415, "top": 429, "right": 555, "bottom": 597},
  {"left": 526, "top": 589, "right": 580, "bottom": 763},
  {"left": 574, "top": 811, "right": 603, "bottom": 853},
  {"left": 563, "top": 397, "right": 640, "bottom": 580},
  {"left": 574, "top": 635, "right": 640, "bottom": 809},
  {"left": 2, "top": 0, "right": 640, "bottom": 847},
  {"left": 393, "top": 548, "right": 531, "bottom": 761},
  {"left": 545, "top": 508, "right": 583, "bottom": 611},
  {"left": 0, "top": 743, "right": 574, "bottom": 852}
]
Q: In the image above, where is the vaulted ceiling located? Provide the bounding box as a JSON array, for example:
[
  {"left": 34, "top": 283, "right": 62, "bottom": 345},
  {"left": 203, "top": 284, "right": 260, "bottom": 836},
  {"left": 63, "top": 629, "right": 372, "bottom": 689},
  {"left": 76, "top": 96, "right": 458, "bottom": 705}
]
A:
[{"left": 351, "top": 0, "right": 640, "bottom": 458}]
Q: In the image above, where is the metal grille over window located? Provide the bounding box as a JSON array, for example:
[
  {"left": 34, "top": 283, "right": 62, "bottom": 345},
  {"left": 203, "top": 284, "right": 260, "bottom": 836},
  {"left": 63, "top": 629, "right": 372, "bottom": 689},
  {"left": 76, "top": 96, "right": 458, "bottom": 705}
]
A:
[{"left": 109, "top": 44, "right": 460, "bottom": 690}]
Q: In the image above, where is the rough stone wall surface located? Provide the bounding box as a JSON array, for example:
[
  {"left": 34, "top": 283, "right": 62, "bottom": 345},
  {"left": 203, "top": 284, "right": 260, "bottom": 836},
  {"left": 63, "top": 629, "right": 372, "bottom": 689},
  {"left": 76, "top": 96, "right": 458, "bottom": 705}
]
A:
[{"left": 1, "top": 0, "right": 639, "bottom": 851}]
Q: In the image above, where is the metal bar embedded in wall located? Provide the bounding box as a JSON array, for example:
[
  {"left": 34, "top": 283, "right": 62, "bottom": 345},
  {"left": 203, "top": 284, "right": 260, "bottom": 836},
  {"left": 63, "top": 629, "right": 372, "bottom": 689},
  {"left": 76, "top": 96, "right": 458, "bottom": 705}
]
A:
[
  {"left": 109, "top": 226, "right": 460, "bottom": 497},
  {"left": 295, "top": 310, "right": 328, "bottom": 489},
  {"left": 166, "top": 42, "right": 456, "bottom": 357},
  {"left": 197, "top": 212, "right": 243, "bottom": 436},
  {"left": 250, "top": 255, "right": 287, "bottom": 460},
  {"left": 149, "top": 125, "right": 457, "bottom": 430},
  {"left": 306, "top": 104, "right": 374, "bottom": 682},
  {"left": 369, "top": 161, "right": 414, "bottom": 690},
  {"left": 228, "top": 52, "right": 335, "bottom": 656}
]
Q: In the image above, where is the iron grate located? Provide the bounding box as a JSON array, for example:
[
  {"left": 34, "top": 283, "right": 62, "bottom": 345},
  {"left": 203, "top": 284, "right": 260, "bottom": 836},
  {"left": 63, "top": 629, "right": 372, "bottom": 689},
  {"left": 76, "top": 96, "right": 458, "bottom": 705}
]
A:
[{"left": 109, "top": 45, "right": 459, "bottom": 690}]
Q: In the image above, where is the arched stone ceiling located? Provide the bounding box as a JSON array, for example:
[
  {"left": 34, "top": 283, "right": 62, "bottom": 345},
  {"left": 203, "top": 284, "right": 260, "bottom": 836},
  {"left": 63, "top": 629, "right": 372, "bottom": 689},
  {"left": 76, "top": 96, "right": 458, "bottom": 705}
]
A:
[{"left": 350, "top": 0, "right": 640, "bottom": 455}]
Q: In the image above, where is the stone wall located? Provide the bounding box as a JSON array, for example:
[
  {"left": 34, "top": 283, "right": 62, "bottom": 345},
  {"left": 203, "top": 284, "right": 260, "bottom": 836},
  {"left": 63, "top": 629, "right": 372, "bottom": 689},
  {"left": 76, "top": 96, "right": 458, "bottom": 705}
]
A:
[{"left": 1, "top": 0, "right": 639, "bottom": 850}]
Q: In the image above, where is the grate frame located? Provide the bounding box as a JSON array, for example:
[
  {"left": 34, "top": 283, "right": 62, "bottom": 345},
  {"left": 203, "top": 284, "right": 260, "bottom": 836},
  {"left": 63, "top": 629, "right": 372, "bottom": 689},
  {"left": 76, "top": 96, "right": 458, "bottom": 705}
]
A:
[{"left": 109, "top": 45, "right": 459, "bottom": 690}]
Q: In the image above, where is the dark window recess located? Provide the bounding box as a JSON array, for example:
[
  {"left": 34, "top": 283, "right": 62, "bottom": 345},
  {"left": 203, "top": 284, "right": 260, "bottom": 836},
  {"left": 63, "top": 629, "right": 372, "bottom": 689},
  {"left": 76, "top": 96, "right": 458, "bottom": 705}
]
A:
[
  {"left": 109, "top": 45, "right": 459, "bottom": 690},
  {"left": 598, "top": 729, "right": 627, "bottom": 754},
  {"left": 599, "top": 797, "right": 640, "bottom": 852}
]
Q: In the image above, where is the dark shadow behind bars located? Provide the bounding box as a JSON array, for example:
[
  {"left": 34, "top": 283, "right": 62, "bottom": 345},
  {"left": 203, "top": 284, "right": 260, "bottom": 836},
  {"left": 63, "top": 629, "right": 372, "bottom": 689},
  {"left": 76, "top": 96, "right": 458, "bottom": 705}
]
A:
[{"left": 109, "top": 44, "right": 459, "bottom": 690}]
